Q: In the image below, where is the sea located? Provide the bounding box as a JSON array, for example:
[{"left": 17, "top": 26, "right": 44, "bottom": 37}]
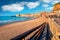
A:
[{"left": 0, "top": 16, "right": 34, "bottom": 26}]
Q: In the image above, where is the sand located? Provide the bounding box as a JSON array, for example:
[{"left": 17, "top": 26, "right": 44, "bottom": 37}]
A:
[{"left": 0, "top": 17, "right": 47, "bottom": 40}]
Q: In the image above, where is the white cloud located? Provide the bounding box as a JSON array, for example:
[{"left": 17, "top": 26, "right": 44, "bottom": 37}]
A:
[
  {"left": 2, "top": 0, "right": 60, "bottom": 12},
  {"left": 1, "top": 3, "right": 24, "bottom": 12},
  {"left": 42, "top": 0, "right": 60, "bottom": 4},
  {"left": 42, "top": 4, "right": 53, "bottom": 12},
  {"left": 42, "top": 0, "right": 60, "bottom": 11},
  {"left": 51, "top": 0, "right": 60, "bottom": 4},
  {"left": 1, "top": 1, "right": 40, "bottom": 12},
  {"left": 42, "top": 4, "right": 49, "bottom": 7},
  {"left": 42, "top": 0, "right": 52, "bottom": 3},
  {"left": 45, "top": 6, "right": 53, "bottom": 12},
  {"left": 27, "top": 2, "right": 40, "bottom": 9},
  {"left": 20, "top": 2, "right": 28, "bottom": 6}
]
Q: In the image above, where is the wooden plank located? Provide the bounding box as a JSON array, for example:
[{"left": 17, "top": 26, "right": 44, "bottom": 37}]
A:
[{"left": 48, "top": 18, "right": 60, "bottom": 40}]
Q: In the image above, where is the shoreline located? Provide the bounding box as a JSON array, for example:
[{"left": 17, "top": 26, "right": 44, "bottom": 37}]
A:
[{"left": 0, "top": 17, "right": 35, "bottom": 26}]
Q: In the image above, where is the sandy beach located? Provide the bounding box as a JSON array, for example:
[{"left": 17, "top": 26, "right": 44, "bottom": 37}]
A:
[{"left": 0, "top": 17, "right": 47, "bottom": 40}]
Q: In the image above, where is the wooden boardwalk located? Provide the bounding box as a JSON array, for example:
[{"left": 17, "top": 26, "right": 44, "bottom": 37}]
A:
[
  {"left": 0, "top": 17, "right": 60, "bottom": 40},
  {"left": 48, "top": 18, "right": 60, "bottom": 40}
]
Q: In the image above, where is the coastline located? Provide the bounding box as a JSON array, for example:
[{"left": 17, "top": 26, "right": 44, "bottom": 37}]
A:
[
  {"left": 0, "top": 17, "right": 47, "bottom": 40},
  {"left": 0, "top": 17, "right": 34, "bottom": 26}
]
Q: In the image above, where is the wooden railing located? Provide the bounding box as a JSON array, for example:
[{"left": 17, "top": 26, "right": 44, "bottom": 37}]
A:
[
  {"left": 11, "top": 22, "right": 49, "bottom": 40},
  {"left": 48, "top": 18, "right": 60, "bottom": 40}
]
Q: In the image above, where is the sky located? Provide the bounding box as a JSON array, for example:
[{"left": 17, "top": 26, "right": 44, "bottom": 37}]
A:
[{"left": 0, "top": 0, "right": 60, "bottom": 16}]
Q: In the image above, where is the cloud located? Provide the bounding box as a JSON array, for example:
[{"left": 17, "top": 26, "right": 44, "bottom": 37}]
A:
[
  {"left": 42, "top": 0, "right": 59, "bottom": 4},
  {"left": 45, "top": 6, "right": 53, "bottom": 12},
  {"left": 1, "top": 3, "right": 24, "bottom": 12},
  {"left": 51, "top": 0, "right": 60, "bottom": 4},
  {"left": 20, "top": 1, "right": 28, "bottom": 6},
  {"left": 42, "top": 0, "right": 60, "bottom": 4},
  {"left": 2, "top": 0, "right": 59, "bottom": 12},
  {"left": 46, "top": 7, "right": 53, "bottom": 10},
  {"left": 42, "top": 4, "right": 53, "bottom": 12},
  {"left": 44, "top": 6, "right": 53, "bottom": 12},
  {"left": 42, "top": 4, "right": 49, "bottom": 7},
  {"left": 42, "top": 0, "right": 60, "bottom": 11},
  {"left": 26, "top": 2, "right": 40, "bottom": 9},
  {"left": 42, "top": 0, "right": 52, "bottom": 3},
  {"left": 1, "top": 1, "right": 40, "bottom": 12}
]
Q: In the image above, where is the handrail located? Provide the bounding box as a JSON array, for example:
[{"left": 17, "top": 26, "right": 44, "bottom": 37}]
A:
[
  {"left": 48, "top": 18, "right": 60, "bottom": 40},
  {"left": 11, "top": 22, "right": 46, "bottom": 40},
  {"left": 28, "top": 23, "right": 46, "bottom": 40}
]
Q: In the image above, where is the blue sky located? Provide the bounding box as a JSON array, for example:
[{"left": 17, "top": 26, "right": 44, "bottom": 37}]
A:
[{"left": 0, "top": 0, "right": 60, "bottom": 16}]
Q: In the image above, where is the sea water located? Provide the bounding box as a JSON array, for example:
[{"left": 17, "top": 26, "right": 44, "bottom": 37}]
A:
[{"left": 0, "top": 16, "right": 34, "bottom": 26}]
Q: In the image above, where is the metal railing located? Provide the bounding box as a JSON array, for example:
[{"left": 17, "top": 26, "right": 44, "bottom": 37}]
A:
[{"left": 11, "top": 22, "right": 48, "bottom": 40}]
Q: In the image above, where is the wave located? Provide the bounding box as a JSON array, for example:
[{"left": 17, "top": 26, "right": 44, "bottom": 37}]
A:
[
  {"left": 0, "top": 16, "right": 34, "bottom": 26},
  {"left": 0, "top": 20, "right": 24, "bottom": 26},
  {"left": 0, "top": 20, "right": 20, "bottom": 23}
]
